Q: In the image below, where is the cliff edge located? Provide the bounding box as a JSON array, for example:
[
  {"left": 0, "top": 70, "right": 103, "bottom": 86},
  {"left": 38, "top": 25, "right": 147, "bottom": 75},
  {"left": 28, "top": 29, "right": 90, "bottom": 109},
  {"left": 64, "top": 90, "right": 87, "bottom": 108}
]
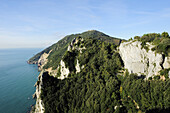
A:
[{"left": 119, "top": 40, "right": 170, "bottom": 78}]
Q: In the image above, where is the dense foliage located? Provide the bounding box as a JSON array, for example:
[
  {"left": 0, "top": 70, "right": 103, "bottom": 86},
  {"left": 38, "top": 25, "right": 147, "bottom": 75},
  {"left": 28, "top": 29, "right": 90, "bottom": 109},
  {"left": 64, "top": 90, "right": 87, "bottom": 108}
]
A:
[
  {"left": 40, "top": 38, "right": 170, "bottom": 113},
  {"left": 121, "top": 73, "right": 170, "bottom": 113},
  {"left": 28, "top": 30, "right": 123, "bottom": 69},
  {"left": 133, "top": 32, "right": 170, "bottom": 56}
]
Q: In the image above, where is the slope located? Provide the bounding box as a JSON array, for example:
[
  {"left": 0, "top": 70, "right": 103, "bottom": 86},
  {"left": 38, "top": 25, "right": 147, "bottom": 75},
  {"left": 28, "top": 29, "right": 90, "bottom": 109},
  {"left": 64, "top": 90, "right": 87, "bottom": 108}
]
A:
[{"left": 28, "top": 30, "right": 124, "bottom": 70}]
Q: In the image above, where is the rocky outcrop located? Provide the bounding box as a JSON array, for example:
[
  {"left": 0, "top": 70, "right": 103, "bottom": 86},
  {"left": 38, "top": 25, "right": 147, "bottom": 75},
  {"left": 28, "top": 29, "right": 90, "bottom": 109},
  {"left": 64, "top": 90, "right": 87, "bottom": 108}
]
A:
[
  {"left": 67, "top": 37, "right": 86, "bottom": 53},
  {"left": 163, "top": 56, "right": 170, "bottom": 69},
  {"left": 58, "top": 60, "right": 70, "bottom": 80},
  {"left": 54, "top": 37, "right": 86, "bottom": 79},
  {"left": 33, "top": 71, "right": 45, "bottom": 113},
  {"left": 27, "top": 61, "right": 38, "bottom": 64},
  {"left": 38, "top": 50, "right": 52, "bottom": 71},
  {"left": 32, "top": 37, "right": 87, "bottom": 112},
  {"left": 119, "top": 40, "right": 169, "bottom": 78},
  {"left": 75, "top": 59, "right": 81, "bottom": 73}
]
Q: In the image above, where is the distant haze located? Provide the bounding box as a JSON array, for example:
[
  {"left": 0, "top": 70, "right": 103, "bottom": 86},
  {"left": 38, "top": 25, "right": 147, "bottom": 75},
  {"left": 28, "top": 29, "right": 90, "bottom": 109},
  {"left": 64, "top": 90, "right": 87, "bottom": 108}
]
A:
[{"left": 0, "top": 0, "right": 170, "bottom": 48}]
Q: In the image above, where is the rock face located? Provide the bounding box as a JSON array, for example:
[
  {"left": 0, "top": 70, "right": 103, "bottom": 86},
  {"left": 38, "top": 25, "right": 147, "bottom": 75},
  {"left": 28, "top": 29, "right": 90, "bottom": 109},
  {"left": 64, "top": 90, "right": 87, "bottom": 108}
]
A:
[
  {"left": 75, "top": 59, "right": 81, "bottom": 73},
  {"left": 67, "top": 37, "right": 86, "bottom": 53},
  {"left": 119, "top": 41, "right": 169, "bottom": 78},
  {"left": 33, "top": 71, "right": 45, "bottom": 113},
  {"left": 55, "top": 37, "right": 86, "bottom": 79},
  {"left": 163, "top": 56, "right": 170, "bottom": 69},
  {"left": 27, "top": 61, "right": 38, "bottom": 64},
  {"left": 38, "top": 50, "right": 52, "bottom": 71},
  {"left": 58, "top": 60, "right": 70, "bottom": 80}
]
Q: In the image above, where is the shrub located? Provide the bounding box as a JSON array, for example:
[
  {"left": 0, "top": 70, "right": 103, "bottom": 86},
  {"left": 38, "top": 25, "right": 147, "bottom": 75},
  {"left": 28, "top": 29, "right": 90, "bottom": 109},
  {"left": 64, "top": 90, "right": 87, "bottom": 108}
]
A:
[
  {"left": 153, "top": 75, "right": 160, "bottom": 80},
  {"left": 134, "top": 36, "right": 140, "bottom": 40},
  {"left": 161, "top": 32, "right": 169, "bottom": 38}
]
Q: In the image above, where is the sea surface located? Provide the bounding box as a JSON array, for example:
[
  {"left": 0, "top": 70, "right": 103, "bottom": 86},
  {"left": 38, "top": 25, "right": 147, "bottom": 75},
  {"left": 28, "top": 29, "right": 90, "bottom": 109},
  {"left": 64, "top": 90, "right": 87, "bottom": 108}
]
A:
[{"left": 0, "top": 48, "right": 42, "bottom": 113}]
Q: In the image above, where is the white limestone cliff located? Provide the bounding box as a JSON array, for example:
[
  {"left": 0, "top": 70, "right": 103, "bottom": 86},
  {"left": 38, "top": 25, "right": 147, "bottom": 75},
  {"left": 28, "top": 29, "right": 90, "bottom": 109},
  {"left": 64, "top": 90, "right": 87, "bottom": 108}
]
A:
[
  {"left": 58, "top": 60, "right": 70, "bottom": 80},
  {"left": 38, "top": 50, "right": 52, "bottom": 71},
  {"left": 55, "top": 37, "right": 86, "bottom": 79},
  {"left": 32, "top": 38, "right": 87, "bottom": 112},
  {"left": 67, "top": 37, "right": 86, "bottom": 53},
  {"left": 119, "top": 40, "right": 169, "bottom": 78},
  {"left": 33, "top": 71, "right": 45, "bottom": 113},
  {"left": 163, "top": 56, "right": 170, "bottom": 69},
  {"left": 75, "top": 59, "right": 81, "bottom": 73}
]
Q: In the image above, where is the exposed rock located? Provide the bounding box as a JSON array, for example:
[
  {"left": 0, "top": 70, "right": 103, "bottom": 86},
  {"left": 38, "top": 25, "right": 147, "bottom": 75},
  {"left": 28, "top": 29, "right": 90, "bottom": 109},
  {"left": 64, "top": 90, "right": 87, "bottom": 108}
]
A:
[
  {"left": 119, "top": 40, "right": 169, "bottom": 78},
  {"left": 27, "top": 61, "right": 38, "bottom": 64},
  {"left": 33, "top": 71, "right": 45, "bottom": 113},
  {"left": 160, "top": 76, "right": 166, "bottom": 81},
  {"left": 75, "top": 59, "right": 80, "bottom": 73},
  {"left": 67, "top": 45, "right": 71, "bottom": 51},
  {"left": 58, "top": 60, "right": 70, "bottom": 80},
  {"left": 38, "top": 50, "right": 52, "bottom": 71},
  {"left": 54, "top": 37, "right": 86, "bottom": 79},
  {"left": 67, "top": 37, "right": 86, "bottom": 53},
  {"left": 163, "top": 56, "right": 170, "bottom": 69},
  {"left": 39, "top": 37, "right": 86, "bottom": 79},
  {"left": 32, "top": 92, "right": 36, "bottom": 99}
]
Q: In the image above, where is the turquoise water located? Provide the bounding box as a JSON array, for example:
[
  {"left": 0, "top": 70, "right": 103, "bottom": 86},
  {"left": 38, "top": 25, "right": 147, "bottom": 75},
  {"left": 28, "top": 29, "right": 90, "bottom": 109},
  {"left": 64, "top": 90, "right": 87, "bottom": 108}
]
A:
[{"left": 0, "top": 48, "right": 41, "bottom": 113}]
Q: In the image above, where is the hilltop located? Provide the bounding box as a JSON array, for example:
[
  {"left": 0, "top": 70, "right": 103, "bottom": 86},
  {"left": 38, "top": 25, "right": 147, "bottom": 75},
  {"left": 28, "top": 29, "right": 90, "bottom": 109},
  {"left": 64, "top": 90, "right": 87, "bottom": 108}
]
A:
[
  {"left": 29, "top": 30, "right": 170, "bottom": 113},
  {"left": 28, "top": 30, "right": 124, "bottom": 70}
]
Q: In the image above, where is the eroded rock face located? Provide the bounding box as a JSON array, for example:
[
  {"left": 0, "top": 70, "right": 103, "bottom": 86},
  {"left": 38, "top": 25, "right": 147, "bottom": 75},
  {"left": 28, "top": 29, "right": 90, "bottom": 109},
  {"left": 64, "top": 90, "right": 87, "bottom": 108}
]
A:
[
  {"left": 119, "top": 41, "right": 169, "bottom": 78},
  {"left": 163, "top": 57, "right": 170, "bottom": 69},
  {"left": 38, "top": 50, "right": 52, "bottom": 71},
  {"left": 75, "top": 59, "right": 81, "bottom": 73},
  {"left": 67, "top": 37, "right": 86, "bottom": 53},
  {"left": 33, "top": 71, "right": 45, "bottom": 113},
  {"left": 58, "top": 60, "right": 70, "bottom": 80},
  {"left": 54, "top": 37, "right": 86, "bottom": 79},
  {"left": 27, "top": 61, "right": 38, "bottom": 64}
]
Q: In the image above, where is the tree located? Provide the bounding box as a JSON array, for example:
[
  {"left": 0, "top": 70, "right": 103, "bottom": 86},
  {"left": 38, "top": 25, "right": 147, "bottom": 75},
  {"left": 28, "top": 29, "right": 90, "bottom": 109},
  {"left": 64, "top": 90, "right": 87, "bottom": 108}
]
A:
[
  {"left": 134, "top": 36, "right": 140, "bottom": 40},
  {"left": 161, "top": 32, "right": 169, "bottom": 38}
]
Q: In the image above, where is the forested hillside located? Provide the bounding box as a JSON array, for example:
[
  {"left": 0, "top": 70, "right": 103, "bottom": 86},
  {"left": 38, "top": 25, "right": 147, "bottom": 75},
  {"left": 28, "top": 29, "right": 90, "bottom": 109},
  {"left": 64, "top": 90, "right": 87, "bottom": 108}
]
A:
[
  {"left": 31, "top": 31, "right": 170, "bottom": 113},
  {"left": 28, "top": 30, "right": 123, "bottom": 69}
]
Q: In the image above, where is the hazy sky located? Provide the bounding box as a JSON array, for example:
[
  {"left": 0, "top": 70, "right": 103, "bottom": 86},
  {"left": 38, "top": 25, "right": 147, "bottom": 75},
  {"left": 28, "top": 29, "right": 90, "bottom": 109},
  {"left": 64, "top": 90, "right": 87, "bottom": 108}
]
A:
[{"left": 0, "top": 0, "right": 170, "bottom": 48}]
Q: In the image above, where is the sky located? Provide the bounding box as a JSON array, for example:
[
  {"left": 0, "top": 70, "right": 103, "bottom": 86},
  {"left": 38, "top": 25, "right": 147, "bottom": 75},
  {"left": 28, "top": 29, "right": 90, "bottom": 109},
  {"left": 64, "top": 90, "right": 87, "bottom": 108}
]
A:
[{"left": 0, "top": 0, "right": 170, "bottom": 48}]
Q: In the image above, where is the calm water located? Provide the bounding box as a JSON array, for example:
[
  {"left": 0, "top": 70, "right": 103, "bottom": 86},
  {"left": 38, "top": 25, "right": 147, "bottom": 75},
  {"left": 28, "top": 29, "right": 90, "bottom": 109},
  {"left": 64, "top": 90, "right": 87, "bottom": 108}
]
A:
[{"left": 0, "top": 48, "right": 42, "bottom": 113}]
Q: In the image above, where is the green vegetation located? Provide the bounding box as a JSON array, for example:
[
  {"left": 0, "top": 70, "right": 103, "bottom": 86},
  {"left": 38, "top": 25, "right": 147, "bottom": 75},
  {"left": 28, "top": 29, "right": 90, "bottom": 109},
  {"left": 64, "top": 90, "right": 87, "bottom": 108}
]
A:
[
  {"left": 63, "top": 50, "right": 78, "bottom": 72},
  {"left": 153, "top": 75, "right": 160, "bottom": 80},
  {"left": 79, "top": 30, "right": 123, "bottom": 45},
  {"left": 153, "top": 38, "right": 170, "bottom": 56},
  {"left": 40, "top": 38, "right": 170, "bottom": 113},
  {"left": 153, "top": 63, "right": 156, "bottom": 68},
  {"left": 41, "top": 38, "right": 124, "bottom": 113},
  {"left": 42, "top": 34, "right": 79, "bottom": 69},
  {"left": 160, "top": 68, "right": 170, "bottom": 79},
  {"left": 28, "top": 30, "right": 124, "bottom": 69},
  {"left": 122, "top": 73, "right": 170, "bottom": 113},
  {"left": 77, "top": 38, "right": 123, "bottom": 74},
  {"left": 56, "top": 67, "right": 61, "bottom": 78},
  {"left": 41, "top": 68, "right": 170, "bottom": 113},
  {"left": 133, "top": 32, "right": 170, "bottom": 56},
  {"left": 28, "top": 33, "right": 77, "bottom": 66},
  {"left": 30, "top": 31, "right": 170, "bottom": 113}
]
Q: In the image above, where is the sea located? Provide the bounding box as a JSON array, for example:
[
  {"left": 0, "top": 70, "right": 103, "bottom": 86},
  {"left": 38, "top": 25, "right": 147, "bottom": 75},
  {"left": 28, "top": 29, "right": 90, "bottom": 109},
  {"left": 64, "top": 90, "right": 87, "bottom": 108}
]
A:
[{"left": 0, "top": 48, "right": 42, "bottom": 113}]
